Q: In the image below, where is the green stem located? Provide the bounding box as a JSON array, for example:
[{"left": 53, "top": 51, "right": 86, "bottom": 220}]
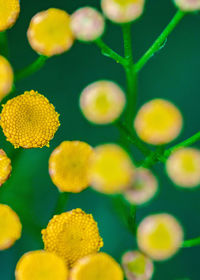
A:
[
  {"left": 53, "top": 192, "right": 69, "bottom": 215},
  {"left": 182, "top": 236, "right": 200, "bottom": 248},
  {"left": 135, "top": 10, "right": 185, "bottom": 72},
  {"left": 0, "top": 31, "right": 9, "bottom": 58}
]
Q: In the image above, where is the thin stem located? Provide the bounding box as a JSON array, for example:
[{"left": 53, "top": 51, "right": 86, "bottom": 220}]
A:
[
  {"left": 0, "top": 31, "right": 9, "bottom": 58},
  {"left": 53, "top": 192, "right": 69, "bottom": 215},
  {"left": 135, "top": 10, "right": 185, "bottom": 72},
  {"left": 182, "top": 236, "right": 200, "bottom": 248}
]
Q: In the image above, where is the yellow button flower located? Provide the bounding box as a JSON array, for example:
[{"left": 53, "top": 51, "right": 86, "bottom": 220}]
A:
[
  {"left": 0, "top": 149, "right": 12, "bottom": 186},
  {"left": 137, "top": 214, "right": 183, "bottom": 261},
  {"left": 70, "top": 253, "right": 123, "bottom": 280},
  {"left": 134, "top": 99, "right": 183, "bottom": 145},
  {"left": 0, "top": 204, "right": 22, "bottom": 250},
  {"left": 0, "top": 56, "right": 13, "bottom": 101},
  {"left": 15, "top": 250, "right": 68, "bottom": 280},
  {"left": 166, "top": 148, "right": 200, "bottom": 188},
  {"left": 101, "top": 0, "right": 145, "bottom": 23},
  {"left": 42, "top": 208, "right": 103, "bottom": 267},
  {"left": 90, "top": 144, "right": 134, "bottom": 194},
  {"left": 0, "top": 90, "right": 60, "bottom": 148},
  {"left": 27, "top": 8, "right": 74, "bottom": 56},
  {"left": 174, "top": 0, "right": 200, "bottom": 11},
  {"left": 49, "top": 141, "right": 94, "bottom": 193},
  {"left": 0, "top": 0, "right": 20, "bottom": 31}
]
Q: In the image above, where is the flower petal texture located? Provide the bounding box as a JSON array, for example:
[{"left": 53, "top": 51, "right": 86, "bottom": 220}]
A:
[
  {"left": 0, "top": 0, "right": 20, "bottom": 31},
  {"left": 0, "top": 149, "right": 12, "bottom": 186},
  {"left": 174, "top": 0, "right": 200, "bottom": 11},
  {"left": 0, "top": 56, "right": 13, "bottom": 101}
]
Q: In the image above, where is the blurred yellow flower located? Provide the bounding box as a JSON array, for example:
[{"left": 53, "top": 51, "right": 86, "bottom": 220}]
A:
[
  {"left": 0, "top": 0, "right": 20, "bottom": 31},
  {"left": 174, "top": 0, "right": 200, "bottom": 11},
  {"left": 0, "top": 56, "right": 13, "bottom": 101},
  {"left": 0, "top": 149, "right": 12, "bottom": 186}
]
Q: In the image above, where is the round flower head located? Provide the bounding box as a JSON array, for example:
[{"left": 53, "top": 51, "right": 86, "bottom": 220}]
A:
[
  {"left": 134, "top": 99, "right": 183, "bottom": 145},
  {"left": 15, "top": 250, "right": 68, "bottom": 280},
  {"left": 174, "top": 0, "right": 200, "bottom": 11},
  {"left": 80, "top": 81, "right": 126, "bottom": 124},
  {"left": 101, "top": 0, "right": 145, "bottom": 23},
  {"left": 0, "top": 0, "right": 20, "bottom": 31},
  {"left": 71, "top": 7, "right": 105, "bottom": 42},
  {"left": 137, "top": 214, "right": 183, "bottom": 261},
  {"left": 124, "top": 168, "right": 158, "bottom": 205},
  {"left": 122, "top": 250, "right": 154, "bottom": 280},
  {"left": 0, "top": 204, "right": 22, "bottom": 250},
  {"left": 27, "top": 8, "right": 74, "bottom": 56},
  {"left": 0, "top": 90, "right": 60, "bottom": 148},
  {"left": 42, "top": 208, "right": 103, "bottom": 267},
  {"left": 166, "top": 148, "right": 200, "bottom": 188},
  {"left": 0, "top": 56, "right": 14, "bottom": 101},
  {"left": 0, "top": 149, "right": 12, "bottom": 186},
  {"left": 89, "top": 144, "right": 134, "bottom": 194},
  {"left": 49, "top": 141, "right": 94, "bottom": 193},
  {"left": 70, "top": 253, "right": 123, "bottom": 280}
]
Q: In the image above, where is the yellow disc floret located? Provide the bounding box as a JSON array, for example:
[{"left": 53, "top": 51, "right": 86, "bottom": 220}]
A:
[
  {"left": 27, "top": 8, "right": 74, "bottom": 56},
  {"left": 0, "top": 56, "right": 13, "bottom": 101},
  {"left": 0, "top": 0, "right": 20, "bottom": 31},
  {"left": 70, "top": 253, "right": 123, "bottom": 280},
  {"left": 0, "top": 149, "right": 12, "bottom": 186},
  {"left": 174, "top": 0, "right": 200, "bottom": 11},
  {"left": 49, "top": 141, "right": 94, "bottom": 193},
  {"left": 0, "top": 90, "right": 60, "bottom": 148},
  {"left": 15, "top": 250, "right": 68, "bottom": 280},
  {"left": 0, "top": 204, "right": 22, "bottom": 250},
  {"left": 42, "top": 208, "right": 103, "bottom": 267}
]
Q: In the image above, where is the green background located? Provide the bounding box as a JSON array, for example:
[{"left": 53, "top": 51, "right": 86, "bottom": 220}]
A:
[{"left": 0, "top": 0, "right": 200, "bottom": 279}]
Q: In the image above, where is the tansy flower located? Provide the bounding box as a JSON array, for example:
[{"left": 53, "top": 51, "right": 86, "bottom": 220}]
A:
[
  {"left": 122, "top": 250, "right": 154, "bottom": 280},
  {"left": 80, "top": 81, "right": 126, "bottom": 124},
  {"left": 174, "top": 0, "right": 200, "bottom": 11},
  {"left": 0, "top": 204, "right": 22, "bottom": 250},
  {"left": 89, "top": 144, "right": 134, "bottom": 194},
  {"left": 71, "top": 7, "right": 105, "bottom": 42},
  {"left": 27, "top": 8, "right": 74, "bottom": 57},
  {"left": 49, "top": 141, "right": 94, "bottom": 193},
  {"left": 101, "top": 0, "right": 145, "bottom": 23},
  {"left": 166, "top": 148, "right": 200, "bottom": 188},
  {"left": 0, "top": 90, "right": 60, "bottom": 149},
  {"left": 42, "top": 208, "right": 103, "bottom": 267},
  {"left": 15, "top": 250, "right": 68, "bottom": 280},
  {"left": 70, "top": 253, "right": 123, "bottom": 280},
  {"left": 0, "top": 149, "right": 12, "bottom": 186},
  {"left": 0, "top": 0, "right": 20, "bottom": 31},
  {"left": 0, "top": 56, "right": 14, "bottom": 101},
  {"left": 137, "top": 214, "right": 183, "bottom": 261},
  {"left": 134, "top": 99, "right": 183, "bottom": 145}
]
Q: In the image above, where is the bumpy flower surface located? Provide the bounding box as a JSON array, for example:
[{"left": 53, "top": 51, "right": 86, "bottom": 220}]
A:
[
  {"left": 70, "top": 253, "right": 123, "bottom": 280},
  {"left": 27, "top": 8, "right": 74, "bottom": 56},
  {"left": 101, "top": 0, "right": 145, "bottom": 23},
  {"left": 122, "top": 250, "right": 154, "bottom": 280},
  {"left": 80, "top": 81, "right": 126, "bottom": 124},
  {"left": 166, "top": 148, "right": 200, "bottom": 188},
  {"left": 0, "top": 204, "right": 22, "bottom": 250},
  {"left": 71, "top": 7, "right": 105, "bottom": 42},
  {"left": 0, "top": 90, "right": 60, "bottom": 148},
  {"left": 0, "top": 56, "right": 13, "bottom": 101},
  {"left": 0, "top": 0, "right": 20, "bottom": 31},
  {"left": 0, "top": 149, "right": 12, "bottom": 186},
  {"left": 89, "top": 144, "right": 134, "bottom": 194},
  {"left": 137, "top": 214, "right": 183, "bottom": 261},
  {"left": 174, "top": 0, "right": 200, "bottom": 11},
  {"left": 134, "top": 99, "right": 183, "bottom": 145},
  {"left": 15, "top": 250, "right": 68, "bottom": 280},
  {"left": 49, "top": 141, "right": 94, "bottom": 193},
  {"left": 42, "top": 208, "right": 103, "bottom": 267}
]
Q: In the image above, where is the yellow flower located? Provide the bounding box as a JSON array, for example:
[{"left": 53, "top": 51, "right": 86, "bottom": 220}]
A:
[
  {"left": 101, "top": 0, "right": 145, "bottom": 23},
  {"left": 89, "top": 144, "right": 134, "bottom": 194},
  {"left": 0, "top": 149, "right": 12, "bottom": 186},
  {"left": 0, "top": 56, "right": 13, "bottom": 101},
  {"left": 166, "top": 148, "right": 200, "bottom": 188},
  {"left": 42, "top": 208, "right": 103, "bottom": 267},
  {"left": 80, "top": 81, "right": 126, "bottom": 124},
  {"left": 0, "top": 90, "right": 60, "bottom": 148},
  {"left": 27, "top": 8, "right": 74, "bottom": 56},
  {"left": 0, "top": 0, "right": 20, "bottom": 31},
  {"left": 70, "top": 253, "right": 123, "bottom": 280},
  {"left": 137, "top": 214, "right": 183, "bottom": 261},
  {"left": 174, "top": 0, "right": 200, "bottom": 11},
  {"left": 49, "top": 141, "right": 94, "bottom": 193},
  {"left": 15, "top": 250, "right": 68, "bottom": 280},
  {"left": 134, "top": 99, "right": 183, "bottom": 145},
  {"left": 0, "top": 204, "right": 22, "bottom": 250}
]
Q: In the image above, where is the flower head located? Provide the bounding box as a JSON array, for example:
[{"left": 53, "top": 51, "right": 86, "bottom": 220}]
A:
[
  {"left": 0, "top": 149, "right": 12, "bottom": 186},
  {"left": 0, "top": 204, "right": 22, "bottom": 250},
  {"left": 174, "top": 0, "right": 200, "bottom": 11},
  {"left": 49, "top": 141, "right": 94, "bottom": 193},
  {"left": 0, "top": 90, "right": 60, "bottom": 148},
  {"left": 42, "top": 208, "right": 103, "bottom": 267},
  {"left": 0, "top": 56, "right": 13, "bottom": 101},
  {"left": 0, "top": 0, "right": 20, "bottom": 31},
  {"left": 15, "top": 250, "right": 68, "bottom": 280},
  {"left": 27, "top": 8, "right": 74, "bottom": 56}
]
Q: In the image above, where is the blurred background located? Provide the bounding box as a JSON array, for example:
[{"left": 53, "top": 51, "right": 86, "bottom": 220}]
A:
[{"left": 0, "top": 0, "right": 200, "bottom": 279}]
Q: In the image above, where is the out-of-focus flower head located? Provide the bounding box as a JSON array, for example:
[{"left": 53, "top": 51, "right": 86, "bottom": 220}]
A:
[
  {"left": 174, "top": 0, "right": 200, "bottom": 11},
  {"left": 0, "top": 56, "right": 13, "bottom": 101},
  {"left": 0, "top": 0, "right": 20, "bottom": 31},
  {"left": 0, "top": 149, "right": 12, "bottom": 186}
]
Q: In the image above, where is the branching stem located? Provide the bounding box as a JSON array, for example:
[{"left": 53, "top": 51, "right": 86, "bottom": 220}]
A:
[
  {"left": 0, "top": 31, "right": 9, "bottom": 58},
  {"left": 182, "top": 236, "right": 200, "bottom": 248},
  {"left": 53, "top": 192, "right": 69, "bottom": 215}
]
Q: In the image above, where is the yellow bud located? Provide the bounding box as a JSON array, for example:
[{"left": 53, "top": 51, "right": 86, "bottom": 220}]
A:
[
  {"left": 174, "top": 0, "right": 200, "bottom": 11},
  {"left": 0, "top": 149, "right": 12, "bottom": 186},
  {"left": 0, "top": 0, "right": 20, "bottom": 31},
  {"left": 0, "top": 56, "right": 13, "bottom": 101}
]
